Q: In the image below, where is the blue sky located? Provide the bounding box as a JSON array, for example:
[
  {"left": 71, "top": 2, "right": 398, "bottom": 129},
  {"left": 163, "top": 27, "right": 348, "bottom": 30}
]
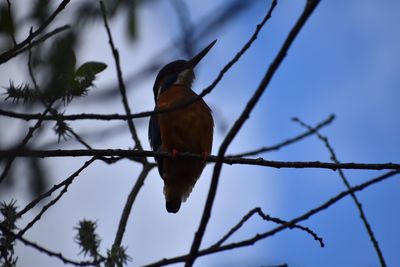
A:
[{"left": 1, "top": 0, "right": 400, "bottom": 266}]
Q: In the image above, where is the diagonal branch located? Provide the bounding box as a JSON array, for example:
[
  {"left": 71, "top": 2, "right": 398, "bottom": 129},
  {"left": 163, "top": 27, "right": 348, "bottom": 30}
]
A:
[
  {"left": 0, "top": 101, "right": 55, "bottom": 185},
  {"left": 16, "top": 157, "right": 97, "bottom": 236},
  {"left": 185, "top": 1, "right": 320, "bottom": 265},
  {"left": 170, "top": 0, "right": 194, "bottom": 57},
  {"left": 16, "top": 157, "right": 97, "bottom": 218},
  {"left": 0, "top": 0, "right": 71, "bottom": 64},
  {"left": 142, "top": 170, "right": 400, "bottom": 267},
  {"left": 0, "top": 224, "right": 99, "bottom": 266},
  {"left": 89, "top": 0, "right": 278, "bottom": 121},
  {"left": 212, "top": 207, "right": 324, "bottom": 248},
  {"left": 230, "top": 114, "right": 335, "bottom": 157},
  {"left": 28, "top": 32, "right": 107, "bottom": 167},
  {"left": 112, "top": 164, "right": 153, "bottom": 249},
  {"left": 100, "top": 1, "right": 145, "bottom": 153},
  {"left": 293, "top": 117, "right": 387, "bottom": 267},
  {"left": 5, "top": 0, "right": 17, "bottom": 46},
  {"left": 90, "top": 0, "right": 259, "bottom": 102},
  {"left": 2, "top": 25, "right": 71, "bottom": 63},
  {"left": 100, "top": 1, "right": 155, "bottom": 252}
]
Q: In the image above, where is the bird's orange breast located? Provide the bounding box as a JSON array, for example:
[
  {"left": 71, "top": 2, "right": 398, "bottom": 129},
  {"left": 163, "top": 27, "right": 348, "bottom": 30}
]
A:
[
  {"left": 157, "top": 85, "right": 213, "bottom": 154},
  {"left": 156, "top": 84, "right": 213, "bottom": 205}
]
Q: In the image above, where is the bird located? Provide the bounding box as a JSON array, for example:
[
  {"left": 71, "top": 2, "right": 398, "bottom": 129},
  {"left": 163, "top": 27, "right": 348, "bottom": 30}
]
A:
[{"left": 148, "top": 40, "right": 216, "bottom": 213}]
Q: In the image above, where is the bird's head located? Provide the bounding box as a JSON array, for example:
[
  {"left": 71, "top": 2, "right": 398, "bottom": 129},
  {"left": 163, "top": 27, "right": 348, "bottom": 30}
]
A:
[{"left": 152, "top": 40, "right": 216, "bottom": 102}]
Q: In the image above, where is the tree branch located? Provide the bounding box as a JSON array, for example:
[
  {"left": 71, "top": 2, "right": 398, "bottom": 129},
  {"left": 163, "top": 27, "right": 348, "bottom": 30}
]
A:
[
  {"left": 89, "top": 0, "right": 259, "bottom": 102},
  {"left": 5, "top": 0, "right": 17, "bottom": 46},
  {"left": 186, "top": 1, "right": 320, "bottom": 265},
  {"left": 112, "top": 164, "right": 153, "bottom": 249},
  {"left": 212, "top": 207, "right": 324, "bottom": 248},
  {"left": 142, "top": 170, "right": 400, "bottom": 267},
  {"left": 3, "top": 25, "right": 71, "bottom": 63},
  {"left": 16, "top": 157, "right": 97, "bottom": 235},
  {"left": 170, "top": 0, "right": 194, "bottom": 57},
  {"left": 0, "top": 108, "right": 138, "bottom": 121},
  {"left": 0, "top": 101, "right": 55, "bottom": 185},
  {"left": 89, "top": 0, "right": 278, "bottom": 121},
  {"left": 230, "top": 114, "right": 335, "bottom": 157},
  {"left": 0, "top": 0, "right": 71, "bottom": 64},
  {"left": 100, "top": 1, "right": 145, "bottom": 153},
  {"left": 0, "top": 224, "right": 99, "bottom": 266},
  {"left": 293, "top": 117, "right": 387, "bottom": 267},
  {"left": 0, "top": 149, "right": 399, "bottom": 171}
]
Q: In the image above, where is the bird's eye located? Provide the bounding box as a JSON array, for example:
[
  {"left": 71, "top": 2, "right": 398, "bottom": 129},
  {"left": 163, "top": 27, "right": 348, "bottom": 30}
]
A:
[
  {"left": 164, "top": 74, "right": 178, "bottom": 88},
  {"left": 156, "top": 74, "right": 177, "bottom": 99}
]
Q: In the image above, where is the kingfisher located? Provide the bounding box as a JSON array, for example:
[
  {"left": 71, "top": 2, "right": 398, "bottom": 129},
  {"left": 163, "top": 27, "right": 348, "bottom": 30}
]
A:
[{"left": 148, "top": 40, "right": 216, "bottom": 213}]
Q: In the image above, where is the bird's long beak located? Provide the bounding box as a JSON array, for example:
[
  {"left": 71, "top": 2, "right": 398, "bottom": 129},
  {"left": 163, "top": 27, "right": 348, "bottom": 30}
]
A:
[{"left": 187, "top": 40, "right": 217, "bottom": 69}]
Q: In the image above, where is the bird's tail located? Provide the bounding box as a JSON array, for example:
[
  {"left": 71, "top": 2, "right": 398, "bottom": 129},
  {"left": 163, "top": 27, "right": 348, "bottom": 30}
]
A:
[
  {"left": 164, "top": 179, "right": 196, "bottom": 213},
  {"left": 166, "top": 199, "right": 181, "bottom": 213}
]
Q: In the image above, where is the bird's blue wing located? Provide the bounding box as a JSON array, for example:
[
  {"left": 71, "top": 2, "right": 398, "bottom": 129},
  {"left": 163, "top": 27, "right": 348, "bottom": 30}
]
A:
[{"left": 148, "top": 112, "right": 163, "bottom": 177}]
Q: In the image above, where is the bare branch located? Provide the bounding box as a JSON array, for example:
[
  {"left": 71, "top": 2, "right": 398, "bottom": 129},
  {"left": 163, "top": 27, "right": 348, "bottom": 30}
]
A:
[
  {"left": 0, "top": 0, "right": 71, "bottom": 64},
  {"left": 16, "top": 157, "right": 97, "bottom": 236},
  {"left": 16, "top": 157, "right": 97, "bottom": 218},
  {"left": 112, "top": 164, "right": 153, "bottom": 249},
  {"left": 0, "top": 101, "right": 55, "bottom": 185},
  {"left": 89, "top": 0, "right": 278, "bottom": 121},
  {"left": 1, "top": 149, "right": 399, "bottom": 171},
  {"left": 90, "top": 0, "right": 259, "bottom": 102},
  {"left": 100, "top": 1, "right": 145, "bottom": 153},
  {"left": 0, "top": 108, "right": 137, "bottom": 121},
  {"left": 6, "top": 25, "right": 71, "bottom": 63},
  {"left": 0, "top": 224, "right": 99, "bottom": 266},
  {"left": 142, "top": 170, "right": 400, "bottom": 267},
  {"left": 5, "top": 0, "right": 17, "bottom": 46},
  {"left": 212, "top": 207, "right": 324, "bottom": 248},
  {"left": 293, "top": 117, "right": 387, "bottom": 267},
  {"left": 186, "top": 1, "right": 320, "bottom": 265},
  {"left": 231, "top": 114, "right": 335, "bottom": 157},
  {"left": 170, "top": 0, "right": 194, "bottom": 57}
]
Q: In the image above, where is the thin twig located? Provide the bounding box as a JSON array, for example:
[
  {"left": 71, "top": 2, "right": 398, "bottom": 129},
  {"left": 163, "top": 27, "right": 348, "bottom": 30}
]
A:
[
  {"left": 112, "top": 164, "right": 153, "bottom": 248},
  {"left": 9, "top": 25, "right": 71, "bottom": 61},
  {"left": 90, "top": 0, "right": 258, "bottom": 102},
  {"left": 170, "top": 0, "right": 194, "bottom": 57},
  {"left": 0, "top": 108, "right": 140, "bottom": 121},
  {"left": 23, "top": 35, "right": 99, "bottom": 242},
  {"left": 231, "top": 114, "right": 335, "bottom": 157},
  {"left": 1, "top": 149, "right": 399, "bottom": 171},
  {"left": 186, "top": 1, "right": 319, "bottom": 265},
  {"left": 142, "top": 170, "right": 400, "bottom": 267},
  {"left": 28, "top": 27, "right": 116, "bottom": 166},
  {"left": 100, "top": 1, "right": 145, "bottom": 153},
  {"left": 66, "top": 129, "right": 121, "bottom": 164},
  {"left": 293, "top": 117, "right": 387, "bottom": 267},
  {"left": 83, "top": 0, "right": 276, "bottom": 121},
  {"left": 0, "top": 0, "right": 71, "bottom": 64},
  {"left": 28, "top": 27, "right": 39, "bottom": 89},
  {"left": 207, "top": 170, "right": 399, "bottom": 258},
  {"left": 100, "top": 0, "right": 156, "bottom": 252},
  {"left": 39, "top": 123, "right": 129, "bottom": 149},
  {"left": 16, "top": 157, "right": 97, "bottom": 236},
  {"left": 0, "top": 25, "right": 71, "bottom": 66},
  {"left": 16, "top": 157, "right": 97, "bottom": 218},
  {"left": 6, "top": 0, "right": 17, "bottom": 46},
  {"left": 0, "top": 224, "right": 99, "bottom": 266},
  {"left": 0, "top": 102, "right": 55, "bottom": 185},
  {"left": 212, "top": 207, "right": 324, "bottom": 248}
]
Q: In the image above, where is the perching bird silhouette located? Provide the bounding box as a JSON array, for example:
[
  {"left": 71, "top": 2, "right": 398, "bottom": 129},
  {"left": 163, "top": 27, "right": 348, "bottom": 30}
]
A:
[{"left": 148, "top": 40, "right": 216, "bottom": 213}]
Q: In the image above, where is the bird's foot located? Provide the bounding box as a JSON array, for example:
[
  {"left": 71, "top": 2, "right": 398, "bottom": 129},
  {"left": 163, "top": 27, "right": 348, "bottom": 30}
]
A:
[
  {"left": 172, "top": 149, "right": 179, "bottom": 159},
  {"left": 201, "top": 152, "right": 209, "bottom": 163}
]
